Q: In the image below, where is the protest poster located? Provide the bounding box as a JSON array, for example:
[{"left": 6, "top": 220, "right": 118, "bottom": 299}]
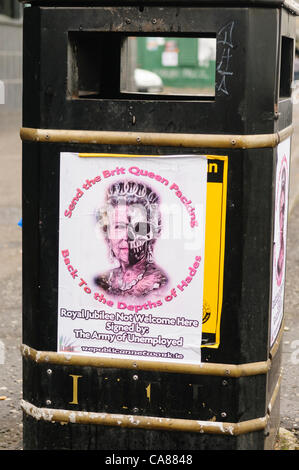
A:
[
  {"left": 58, "top": 153, "right": 227, "bottom": 364},
  {"left": 270, "top": 138, "right": 290, "bottom": 347}
]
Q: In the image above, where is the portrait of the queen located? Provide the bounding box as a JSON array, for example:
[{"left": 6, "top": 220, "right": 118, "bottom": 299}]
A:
[{"left": 95, "top": 180, "right": 168, "bottom": 297}]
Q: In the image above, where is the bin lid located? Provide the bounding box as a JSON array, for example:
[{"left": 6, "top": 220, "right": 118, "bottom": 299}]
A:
[
  {"left": 18, "top": 0, "right": 299, "bottom": 15},
  {"left": 18, "top": 0, "right": 299, "bottom": 11}
]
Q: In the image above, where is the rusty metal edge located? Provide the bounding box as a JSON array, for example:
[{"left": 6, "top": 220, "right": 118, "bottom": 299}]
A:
[
  {"left": 20, "top": 126, "right": 293, "bottom": 149},
  {"left": 16, "top": 0, "right": 299, "bottom": 13},
  {"left": 19, "top": 399, "right": 268, "bottom": 436},
  {"left": 20, "top": 372, "right": 282, "bottom": 435},
  {"left": 267, "top": 373, "right": 282, "bottom": 416},
  {"left": 21, "top": 344, "right": 272, "bottom": 377}
]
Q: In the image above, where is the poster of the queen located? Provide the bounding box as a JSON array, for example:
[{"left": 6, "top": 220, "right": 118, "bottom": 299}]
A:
[{"left": 58, "top": 153, "right": 208, "bottom": 364}]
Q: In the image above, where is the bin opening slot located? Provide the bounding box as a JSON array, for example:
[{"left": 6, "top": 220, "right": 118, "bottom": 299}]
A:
[
  {"left": 279, "top": 36, "right": 294, "bottom": 99},
  {"left": 67, "top": 31, "right": 121, "bottom": 99},
  {"left": 67, "top": 32, "right": 216, "bottom": 100},
  {"left": 120, "top": 36, "right": 216, "bottom": 97}
]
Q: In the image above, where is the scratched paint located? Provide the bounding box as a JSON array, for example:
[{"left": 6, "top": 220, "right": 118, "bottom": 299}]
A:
[{"left": 216, "top": 22, "right": 235, "bottom": 96}]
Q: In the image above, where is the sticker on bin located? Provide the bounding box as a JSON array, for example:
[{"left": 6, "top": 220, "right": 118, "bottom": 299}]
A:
[
  {"left": 270, "top": 138, "right": 290, "bottom": 347},
  {"left": 57, "top": 153, "right": 228, "bottom": 364}
]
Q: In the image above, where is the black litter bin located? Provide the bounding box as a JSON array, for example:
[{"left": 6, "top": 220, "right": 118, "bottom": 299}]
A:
[{"left": 20, "top": 0, "right": 298, "bottom": 450}]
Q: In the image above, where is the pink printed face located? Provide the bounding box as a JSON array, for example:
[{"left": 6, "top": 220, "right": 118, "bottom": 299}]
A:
[
  {"left": 107, "top": 204, "right": 148, "bottom": 265},
  {"left": 107, "top": 205, "right": 129, "bottom": 264}
]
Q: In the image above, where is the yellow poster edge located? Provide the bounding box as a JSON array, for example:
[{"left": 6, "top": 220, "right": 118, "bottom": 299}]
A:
[{"left": 203, "top": 155, "right": 228, "bottom": 348}]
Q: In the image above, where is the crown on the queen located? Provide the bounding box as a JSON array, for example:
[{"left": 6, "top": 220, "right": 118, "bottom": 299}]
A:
[{"left": 107, "top": 181, "right": 159, "bottom": 206}]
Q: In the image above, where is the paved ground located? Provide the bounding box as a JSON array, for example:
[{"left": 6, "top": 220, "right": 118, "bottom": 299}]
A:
[{"left": 0, "top": 107, "right": 298, "bottom": 451}]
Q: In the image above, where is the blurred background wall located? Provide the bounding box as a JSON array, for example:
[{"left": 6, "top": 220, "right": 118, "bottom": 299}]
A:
[{"left": 0, "top": 0, "right": 22, "bottom": 109}]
